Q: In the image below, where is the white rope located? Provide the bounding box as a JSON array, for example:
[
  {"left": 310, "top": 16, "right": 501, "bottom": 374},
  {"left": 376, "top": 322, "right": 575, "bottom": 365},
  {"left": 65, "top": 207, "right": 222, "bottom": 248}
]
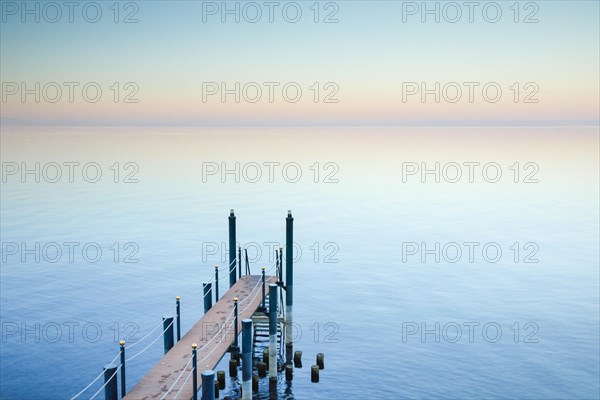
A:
[
  {"left": 159, "top": 356, "right": 194, "bottom": 400},
  {"left": 89, "top": 364, "right": 121, "bottom": 400},
  {"left": 173, "top": 368, "right": 194, "bottom": 400},
  {"left": 69, "top": 351, "right": 121, "bottom": 400},
  {"left": 126, "top": 320, "right": 174, "bottom": 362},
  {"left": 126, "top": 319, "right": 164, "bottom": 350},
  {"left": 159, "top": 277, "right": 265, "bottom": 398}
]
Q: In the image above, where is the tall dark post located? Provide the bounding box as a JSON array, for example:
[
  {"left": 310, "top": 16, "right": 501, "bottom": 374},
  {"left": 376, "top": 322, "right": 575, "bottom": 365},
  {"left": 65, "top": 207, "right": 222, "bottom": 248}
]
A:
[
  {"left": 229, "top": 209, "right": 237, "bottom": 288},
  {"left": 103, "top": 364, "right": 118, "bottom": 400},
  {"left": 201, "top": 370, "right": 215, "bottom": 400},
  {"left": 278, "top": 247, "right": 283, "bottom": 283},
  {"left": 260, "top": 267, "right": 266, "bottom": 312},
  {"left": 203, "top": 283, "right": 213, "bottom": 313},
  {"left": 119, "top": 340, "right": 126, "bottom": 397},
  {"left": 163, "top": 317, "right": 174, "bottom": 354},
  {"left": 214, "top": 266, "right": 219, "bottom": 300},
  {"left": 268, "top": 284, "right": 278, "bottom": 380},
  {"left": 285, "top": 210, "right": 294, "bottom": 364},
  {"left": 241, "top": 319, "right": 253, "bottom": 400},
  {"left": 191, "top": 344, "right": 198, "bottom": 400},
  {"left": 176, "top": 296, "right": 181, "bottom": 342},
  {"left": 238, "top": 246, "right": 242, "bottom": 279},
  {"left": 230, "top": 297, "right": 240, "bottom": 359}
]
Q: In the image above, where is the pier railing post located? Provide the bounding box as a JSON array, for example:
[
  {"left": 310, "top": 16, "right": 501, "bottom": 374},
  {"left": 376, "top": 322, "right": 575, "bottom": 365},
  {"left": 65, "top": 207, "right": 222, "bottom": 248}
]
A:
[
  {"left": 176, "top": 296, "right": 181, "bottom": 342},
  {"left": 238, "top": 246, "right": 242, "bottom": 279},
  {"left": 203, "top": 283, "right": 212, "bottom": 314},
  {"left": 230, "top": 297, "right": 240, "bottom": 359},
  {"left": 285, "top": 210, "right": 294, "bottom": 365},
  {"left": 163, "top": 317, "right": 174, "bottom": 354},
  {"left": 242, "top": 319, "right": 253, "bottom": 400},
  {"left": 261, "top": 267, "right": 266, "bottom": 312},
  {"left": 191, "top": 344, "right": 198, "bottom": 400},
  {"left": 278, "top": 247, "right": 283, "bottom": 283},
  {"left": 269, "top": 283, "right": 278, "bottom": 380},
  {"left": 119, "top": 340, "right": 126, "bottom": 398},
  {"left": 229, "top": 209, "right": 237, "bottom": 288},
  {"left": 214, "top": 266, "right": 219, "bottom": 300},
  {"left": 103, "top": 364, "right": 118, "bottom": 400},
  {"left": 201, "top": 370, "right": 215, "bottom": 400}
]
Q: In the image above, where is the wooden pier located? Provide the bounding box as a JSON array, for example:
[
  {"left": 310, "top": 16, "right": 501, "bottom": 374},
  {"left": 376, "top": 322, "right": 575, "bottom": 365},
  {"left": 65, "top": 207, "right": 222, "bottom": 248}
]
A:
[
  {"left": 124, "top": 275, "right": 277, "bottom": 400},
  {"left": 72, "top": 210, "right": 298, "bottom": 400}
]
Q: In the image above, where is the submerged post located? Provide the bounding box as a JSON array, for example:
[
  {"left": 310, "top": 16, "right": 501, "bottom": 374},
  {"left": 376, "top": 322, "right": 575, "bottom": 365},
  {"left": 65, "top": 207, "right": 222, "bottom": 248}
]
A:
[
  {"left": 119, "top": 340, "right": 126, "bottom": 397},
  {"left": 192, "top": 344, "right": 198, "bottom": 400},
  {"left": 163, "top": 317, "right": 174, "bottom": 354},
  {"left": 269, "top": 283, "right": 278, "bottom": 380},
  {"left": 201, "top": 370, "right": 216, "bottom": 400},
  {"left": 103, "top": 364, "right": 118, "bottom": 400},
  {"left": 176, "top": 296, "right": 181, "bottom": 342},
  {"left": 285, "top": 210, "right": 294, "bottom": 364},
  {"left": 241, "top": 319, "right": 253, "bottom": 400},
  {"left": 214, "top": 266, "right": 219, "bottom": 300},
  {"left": 229, "top": 209, "right": 237, "bottom": 288},
  {"left": 203, "top": 283, "right": 212, "bottom": 313}
]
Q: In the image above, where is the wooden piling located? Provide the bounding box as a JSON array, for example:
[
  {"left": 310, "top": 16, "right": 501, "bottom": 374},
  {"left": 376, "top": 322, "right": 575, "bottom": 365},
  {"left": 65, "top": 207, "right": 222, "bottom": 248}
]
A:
[
  {"left": 311, "top": 365, "right": 319, "bottom": 383},
  {"left": 257, "top": 362, "right": 267, "bottom": 377},
  {"left": 217, "top": 370, "right": 225, "bottom": 390},
  {"left": 294, "top": 351, "right": 302, "bottom": 368},
  {"left": 317, "top": 353, "right": 325, "bottom": 369}
]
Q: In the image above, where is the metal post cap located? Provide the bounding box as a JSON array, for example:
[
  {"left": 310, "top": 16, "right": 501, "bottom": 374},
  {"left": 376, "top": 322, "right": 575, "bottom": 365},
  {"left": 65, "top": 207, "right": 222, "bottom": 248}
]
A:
[
  {"left": 233, "top": 297, "right": 238, "bottom": 302},
  {"left": 176, "top": 296, "right": 181, "bottom": 301},
  {"left": 119, "top": 340, "right": 125, "bottom": 346},
  {"left": 261, "top": 267, "right": 266, "bottom": 271},
  {"left": 192, "top": 343, "right": 198, "bottom": 349}
]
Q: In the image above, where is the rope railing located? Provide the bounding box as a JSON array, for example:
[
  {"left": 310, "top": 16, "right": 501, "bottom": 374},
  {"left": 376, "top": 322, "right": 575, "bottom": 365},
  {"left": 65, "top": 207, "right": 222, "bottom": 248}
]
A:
[
  {"left": 89, "top": 364, "right": 121, "bottom": 400},
  {"left": 159, "top": 271, "right": 269, "bottom": 398},
  {"left": 72, "top": 260, "right": 277, "bottom": 400},
  {"left": 173, "top": 368, "right": 194, "bottom": 400},
  {"left": 69, "top": 351, "right": 121, "bottom": 400},
  {"left": 159, "top": 356, "right": 194, "bottom": 400},
  {"left": 126, "top": 319, "right": 174, "bottom": 362},
  {"left": 125, "top": 319, "right": 165, "bottom": 350}
]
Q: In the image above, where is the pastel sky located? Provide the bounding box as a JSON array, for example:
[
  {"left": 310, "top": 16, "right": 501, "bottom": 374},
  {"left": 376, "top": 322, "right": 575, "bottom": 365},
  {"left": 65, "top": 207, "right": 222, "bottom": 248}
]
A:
[{"left": 1, "top": 0, "right": 598, "bottom": 125}]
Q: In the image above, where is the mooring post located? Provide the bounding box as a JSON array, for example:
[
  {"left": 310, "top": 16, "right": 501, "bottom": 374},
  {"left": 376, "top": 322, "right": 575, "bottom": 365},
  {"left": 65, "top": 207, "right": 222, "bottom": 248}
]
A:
[
  {"left": 285, "top": 210, "right": 294, "bottom": 365},
  {"left": 191, "top": 344, "right": 198, "bottom": 400},
  {"left": 242, "top": 319, "right": 253, "bottom": 400},
  {"left": 203, "top": 283, "right": 212, "bottom": 313},
  {"left": 119, "top": 340, "right": 126, "bottom": 397},
  {"left": 201, "top": 370, "right": 216, "bottom": 400},
  {"left": 103, "top": 364, "right": 118, "bottom": 400},
  {"left": 229, "top": 209, "right": 237, "bottom": 288},
  {"left": 175, "top": 296, "right": 181, "bottom": 342},
  {"left": 230, "top": 297, "right": 240, "bottom": 359},
  {"left": 162, "top": 317, "right": 174, "bottom": 354},
  {"left": 238, "top": 246, "right": 242, "bottom": 279},
  {"left": 261, "top": 267, "right": 266, "bottom": 311},
  {"left": 269, "top": 283, "right": 278, "bottom": 380},
  {"left": 214, "top": 266, "right": 219, "bottom": 300}
]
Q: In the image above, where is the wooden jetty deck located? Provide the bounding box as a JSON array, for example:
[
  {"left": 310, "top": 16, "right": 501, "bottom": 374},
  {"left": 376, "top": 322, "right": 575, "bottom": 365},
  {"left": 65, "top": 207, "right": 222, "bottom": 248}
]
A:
[{"left": 124, "top": 275, "right": 277, "bottom": 400}]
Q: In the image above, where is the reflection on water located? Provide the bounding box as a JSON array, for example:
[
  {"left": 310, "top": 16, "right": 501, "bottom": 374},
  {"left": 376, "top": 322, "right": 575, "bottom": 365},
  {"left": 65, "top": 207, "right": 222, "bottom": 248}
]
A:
[{"left": 1, "top": 126, "right": 598, "bottom": 399}]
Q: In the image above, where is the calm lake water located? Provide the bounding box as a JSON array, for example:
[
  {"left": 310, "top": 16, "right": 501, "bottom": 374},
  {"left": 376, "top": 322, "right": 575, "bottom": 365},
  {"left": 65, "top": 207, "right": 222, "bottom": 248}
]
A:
[{"left": 1, "top": 126, "right": 598, "bottom": 399}]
